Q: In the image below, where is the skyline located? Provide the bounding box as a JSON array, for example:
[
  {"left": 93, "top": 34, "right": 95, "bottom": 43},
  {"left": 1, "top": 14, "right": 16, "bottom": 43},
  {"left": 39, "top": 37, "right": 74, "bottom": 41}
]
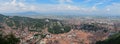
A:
[{"left": 0, "top": 0, "right": 120, "bottom": 15}]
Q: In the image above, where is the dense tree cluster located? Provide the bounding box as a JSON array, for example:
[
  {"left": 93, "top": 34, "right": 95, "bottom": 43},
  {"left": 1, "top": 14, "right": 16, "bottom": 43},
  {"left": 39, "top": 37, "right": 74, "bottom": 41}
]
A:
[
  {"left": 0, "top": 25, "right": 4, "bottom": 28},
  {"left": 80, "top": 23, "right": 108, "bottom": 32},
  {"left": 96, "top": 33, "right": 120, "bottom": 44},
  {"left": 0, "top": 33, "right": 20, "bottom": 44},
  {"left": 48, "top": 23, "right": 71, "bottom": 34},
  {"left": 0, "top": 14, "right": 7, "bottom": 22}
]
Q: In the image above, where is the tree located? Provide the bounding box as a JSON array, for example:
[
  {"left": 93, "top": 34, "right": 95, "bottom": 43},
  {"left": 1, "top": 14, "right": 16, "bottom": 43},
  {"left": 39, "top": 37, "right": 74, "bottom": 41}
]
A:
[
  {"left": 0, "top": 33, "right": 20, "bottom": 44},
  {"left": 96, "top": 33, "right": 120, "bottom": 44},
  {"left": 48, "top": 25, "right": 71, "bottom": 34}
]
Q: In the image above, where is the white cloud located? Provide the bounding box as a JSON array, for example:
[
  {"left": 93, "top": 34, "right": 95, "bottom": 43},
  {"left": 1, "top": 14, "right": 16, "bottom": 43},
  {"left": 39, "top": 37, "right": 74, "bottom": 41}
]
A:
[
  {"left": 0, "top": 0, "right": 37, "bottom": 13},
  {"left": 0, "top": 0, "right": 79, "bottom": 13},
  {"left": 0, "top": 0, "right": 120, "bottom": 15},
  {"left": 55, "top": 5, "right": 80, "bottom": 11},
  {"left": 18, "top": 2, "right": 26, "bottom": 7},
  {"left": 59, "top": 0, "right": 73, "bottom": 4},
  {"left": 66, "top": 0, "right": 73, "bottom": 3},
  {"left": 104, "top": 3, "right": 120, "bottom": 15},
  {"left": 11, "top": 0, "right": 17, "bottom": 6},
  {"left": 106, "top": 8, "right": 110, "bottom": 11}
]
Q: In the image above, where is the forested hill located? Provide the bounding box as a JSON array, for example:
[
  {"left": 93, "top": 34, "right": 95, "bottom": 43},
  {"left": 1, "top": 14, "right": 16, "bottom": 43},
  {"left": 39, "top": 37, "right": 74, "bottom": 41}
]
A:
[
  {"left": 0, "top": 14, "right": 71, "bottom": 34},
  {"left": 0, "top": 14, "right": 47, "bottom": 30},
  {"left": 96, "top": 33, "right": 120, "bottom": 44}
]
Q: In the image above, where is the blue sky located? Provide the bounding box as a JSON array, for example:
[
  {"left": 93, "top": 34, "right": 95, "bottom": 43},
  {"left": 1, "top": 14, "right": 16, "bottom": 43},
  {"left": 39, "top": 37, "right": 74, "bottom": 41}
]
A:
[{"left": 0, "top": 0, "right": 120, "bottom": 15}]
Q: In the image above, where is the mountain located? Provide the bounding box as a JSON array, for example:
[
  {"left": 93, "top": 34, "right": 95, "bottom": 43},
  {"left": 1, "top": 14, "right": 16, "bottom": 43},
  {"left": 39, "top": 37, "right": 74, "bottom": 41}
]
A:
[
  {"left": 0, "top": 14, "right": 71, "bottom": 33},
  {"left": 0, "top": 14, "right": 47, "bottom": 31},
  {"left": 3, "top": 11, "right": 41, "bottom": 16},
  {"left": 15, "top": 11, "right": 40, "bottom": 15}
]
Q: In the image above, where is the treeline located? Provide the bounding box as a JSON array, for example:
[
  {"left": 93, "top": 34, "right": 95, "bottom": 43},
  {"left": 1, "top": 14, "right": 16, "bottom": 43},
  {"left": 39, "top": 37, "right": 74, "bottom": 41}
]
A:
[{"left": 73, "top": 23, "right": 108, "bottom": 32}]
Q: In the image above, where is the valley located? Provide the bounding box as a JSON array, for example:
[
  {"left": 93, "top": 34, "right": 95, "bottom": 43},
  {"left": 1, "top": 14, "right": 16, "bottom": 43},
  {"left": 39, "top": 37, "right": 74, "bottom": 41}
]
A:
[{"left": 0, "top": 14, "right": 120, "bottom": 44}]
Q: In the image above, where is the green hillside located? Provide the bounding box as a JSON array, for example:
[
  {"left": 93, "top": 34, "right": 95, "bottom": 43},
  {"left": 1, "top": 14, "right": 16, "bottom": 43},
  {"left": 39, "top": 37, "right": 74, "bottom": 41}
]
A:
[
  {"left": 0, "top": 14, "right": 71, "bottom": 33},
  {"left": 96, "top": 33, "right": 120, "bottom": 44}
]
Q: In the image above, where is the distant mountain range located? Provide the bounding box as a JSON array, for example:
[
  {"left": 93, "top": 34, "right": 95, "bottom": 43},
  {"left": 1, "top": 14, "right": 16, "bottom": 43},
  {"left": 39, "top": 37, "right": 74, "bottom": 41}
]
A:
[
  {"left": 2, "top": 11, "right": 120, "bottom": 19},
  {"left": 3, "top": 11, "right": 41, "bottom": 16},
  {"left": 2, "top": 11, "right": 90, "bottom": 16}
]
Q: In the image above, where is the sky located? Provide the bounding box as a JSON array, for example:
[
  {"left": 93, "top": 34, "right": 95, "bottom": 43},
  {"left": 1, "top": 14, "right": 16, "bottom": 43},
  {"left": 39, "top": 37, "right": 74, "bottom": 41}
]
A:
[{"left": 0, "top": 0, "right": 120, "bottom": 15}]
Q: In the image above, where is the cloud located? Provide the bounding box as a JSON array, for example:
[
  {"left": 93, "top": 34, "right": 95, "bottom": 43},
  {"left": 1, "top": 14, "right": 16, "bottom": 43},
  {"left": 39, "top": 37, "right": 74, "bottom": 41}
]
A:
[
  {"left": 104, "top": 3, "right": 120, "bottom": 15},
  {"left": 66, "top": 0, "right": 73, "bottom": 3},
  {"left": 59, "top": 0, "right": 73, "bottom": 4},
  {"left": 0, "top": 0, "right": 79, "bottom": 13},
  {"left": 0, "top": 0, "right": 120, "bottom": 15},
  {"left": 0, "top": 0, "right": 37, "bottom": 13}
]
